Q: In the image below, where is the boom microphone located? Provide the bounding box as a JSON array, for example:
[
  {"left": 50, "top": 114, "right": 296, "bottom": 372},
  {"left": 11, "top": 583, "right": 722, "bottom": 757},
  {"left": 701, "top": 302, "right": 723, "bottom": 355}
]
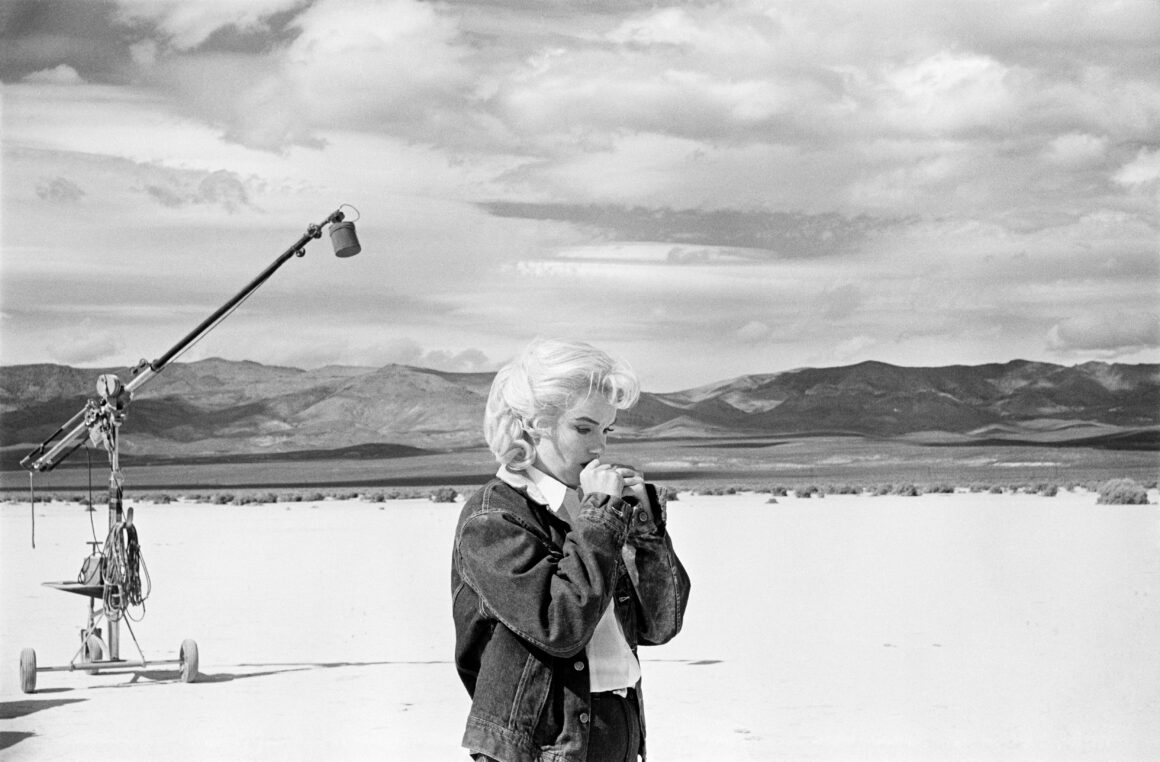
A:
[{"left": 329, "top": 220, "right": 361, "bottom": 257}]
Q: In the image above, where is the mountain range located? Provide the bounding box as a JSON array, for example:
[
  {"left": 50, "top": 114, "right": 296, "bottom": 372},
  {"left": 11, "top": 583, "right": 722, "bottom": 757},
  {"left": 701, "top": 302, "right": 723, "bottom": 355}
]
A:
[{"left": 2, "top": 358, "right": 1157, "bottom": 468}]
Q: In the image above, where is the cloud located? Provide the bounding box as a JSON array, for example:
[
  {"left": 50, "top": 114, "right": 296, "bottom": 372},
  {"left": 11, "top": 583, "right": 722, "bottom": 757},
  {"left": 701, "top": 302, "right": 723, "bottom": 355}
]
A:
[
  {"left": 736, "top": 320, "right": 770, "bottom": 344},
  {"left": 879, "top": 51, "right": 1020, "bottom": 136},
  {"left": 22, "top": 63, "right": 84, "bottom": 84},
  {"left": 372, "top": 338, "right": 493, "bottom": 372},
  {"left": 48, "top": 319, "right": 125, "bottom": 365},
  {"left": 1047, "top": 312, "right": 1160, "bottom": 353},
  {"left": 113, "top": 0, "right": 306, "bottom": 51},
  {"left": 139, "top": 167, "right": 256, "bottom": 212},
  {"left": 36, "top": 176, "right": 85, "bottom": 203},
  {"left": 1114, "top": 147, "right": 1160, "bottom": 187},
  {"left": 1043, "top": 133, "right": 1108, "bottom": 168},
  {"left": 479, "top": 202, "right": 894, "bottom": 257}
]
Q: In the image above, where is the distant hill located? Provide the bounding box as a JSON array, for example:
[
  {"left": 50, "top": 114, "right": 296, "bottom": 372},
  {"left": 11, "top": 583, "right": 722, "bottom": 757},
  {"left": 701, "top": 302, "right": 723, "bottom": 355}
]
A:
[{"left": 2, "top": 358, "right": 1157, "bottom": 468}]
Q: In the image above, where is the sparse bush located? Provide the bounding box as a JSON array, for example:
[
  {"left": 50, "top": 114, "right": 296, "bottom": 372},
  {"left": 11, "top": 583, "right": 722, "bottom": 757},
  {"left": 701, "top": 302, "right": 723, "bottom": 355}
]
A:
[
  {"left": 1036, "top": 484, "right": 1058, "bottom": 497},
  {"left": 1096, "top": 478, "right": 1149, "bottom": 505},
  {"left": 212, "top": 493, "right": 234, "bottom": 505},
  {"left": 429, "top": 487, "right": 458, "bottom": 503},
  {"left": 988, "top": 485, "right": 1004, "bottom": 494},
  {"left": 795, "top": 485, "right": 820, "bottom": 498},
  {"left": 768, "top": 486, "right": 788, "bottom": 497},
  {"left": 893, "top": 484, "right": 919, "bottom": 497}
]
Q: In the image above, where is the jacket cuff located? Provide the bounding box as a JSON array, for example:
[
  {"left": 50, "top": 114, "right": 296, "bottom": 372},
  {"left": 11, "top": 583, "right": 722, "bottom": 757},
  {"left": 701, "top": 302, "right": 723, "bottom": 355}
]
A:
[{"left": 577, "top": 491, "right": 631, "bottom": 537}]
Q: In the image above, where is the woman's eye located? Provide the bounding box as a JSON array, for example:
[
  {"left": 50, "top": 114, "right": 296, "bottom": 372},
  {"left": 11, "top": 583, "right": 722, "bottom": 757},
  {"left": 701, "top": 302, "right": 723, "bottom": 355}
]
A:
[{"left": 575, "top": 426, "right": 591, "bottom": 435}]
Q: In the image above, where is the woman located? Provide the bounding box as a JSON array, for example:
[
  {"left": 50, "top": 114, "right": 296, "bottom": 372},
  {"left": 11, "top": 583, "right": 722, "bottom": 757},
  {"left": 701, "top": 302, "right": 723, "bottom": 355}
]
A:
[{"left": 451, "top": 338, "right": 691, "bottom": 762}]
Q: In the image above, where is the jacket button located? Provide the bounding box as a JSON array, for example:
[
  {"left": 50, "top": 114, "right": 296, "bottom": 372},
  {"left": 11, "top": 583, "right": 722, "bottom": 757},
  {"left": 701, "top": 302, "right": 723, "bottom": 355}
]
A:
[
  {"left": 636, "top": 510, "right": 649, "bottom": 524},
  {"left": 579, "top": 712, "right": 590, "bottom": 724},
  {"left": 573, "top": 661, "right": 585, "bottom": 671}
]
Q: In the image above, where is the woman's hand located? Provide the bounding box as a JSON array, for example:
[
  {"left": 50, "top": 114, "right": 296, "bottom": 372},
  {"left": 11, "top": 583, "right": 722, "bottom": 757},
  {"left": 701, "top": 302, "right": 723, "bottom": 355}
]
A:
[
  {"left": 580, "top": 459, "right": 625, "bottom": 498},
  {"left": 610, "top": 463, "right": 650, "bottom": 507}
]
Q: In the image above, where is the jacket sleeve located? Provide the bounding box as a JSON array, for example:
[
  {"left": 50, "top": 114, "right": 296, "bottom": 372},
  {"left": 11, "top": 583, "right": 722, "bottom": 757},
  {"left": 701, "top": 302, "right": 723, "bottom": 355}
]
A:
[
  {"left": 623, "top": 483, "right": 691, "bottom": 646},
  {"left": 455, "top": 487, "right": 632, "bottom": 658}
]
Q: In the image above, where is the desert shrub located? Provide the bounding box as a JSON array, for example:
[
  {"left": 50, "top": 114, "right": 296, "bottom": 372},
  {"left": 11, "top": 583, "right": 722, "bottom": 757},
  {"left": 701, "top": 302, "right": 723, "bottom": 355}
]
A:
[
  {"left": 988, "top": 485, "right": 1004, "bottom": 494},
  {"left": 828, "top": 484, "right": 861, "bottom": 495},
  {"left": 694, "top": 485, "right": 740, "bottom": 496},
  {"left": 795, "top": 485, "right": 820, "bottom": 498},
  {"left": 893, "top": 484, "right": 919, "bottom": 497},
  {"left": 429, "top": 487, "right": 459, "bottom": 503},
  {"left": 303, "top": 492, "right": 325, "bottom": 502},
  {"left": 382, "top": 488, "right": 421, "bottom": 500},
  {"left": 1036, "top": 484, "right": 1058, "bottom": 497},
  {"left": 1096, "top": 478, "right": 1149, "bottom": 505},
  {"left": 767, "top": 486, "right": 788, "bottom": 497},
  {"left": 871, "top": 484, "right": 892, "bottom": 496},
  {"left": 923, "top": 484, "right": 955, "bottom": 494}
]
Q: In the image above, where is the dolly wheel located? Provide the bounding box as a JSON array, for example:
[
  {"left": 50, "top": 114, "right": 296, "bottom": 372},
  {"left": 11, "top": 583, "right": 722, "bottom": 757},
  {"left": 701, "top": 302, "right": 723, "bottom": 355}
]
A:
[
  {"left": 20, "top": 649, "right": 37, "bottom": 694},
  {"left": 179, "top": 639, "right": 199, "bottom": 683}
]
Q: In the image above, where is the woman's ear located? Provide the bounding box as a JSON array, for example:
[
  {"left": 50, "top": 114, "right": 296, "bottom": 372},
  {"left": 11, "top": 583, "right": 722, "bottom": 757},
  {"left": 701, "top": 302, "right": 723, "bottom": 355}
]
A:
[{"left": 526, "top": 416, "right": 548, "bottom": 443}]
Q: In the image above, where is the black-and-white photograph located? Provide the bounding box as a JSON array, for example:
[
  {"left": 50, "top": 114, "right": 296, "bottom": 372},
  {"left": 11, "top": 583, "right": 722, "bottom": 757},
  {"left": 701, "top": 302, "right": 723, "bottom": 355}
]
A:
[{"left": 2, "top": 1, "right": 1157, "bottom": 760}]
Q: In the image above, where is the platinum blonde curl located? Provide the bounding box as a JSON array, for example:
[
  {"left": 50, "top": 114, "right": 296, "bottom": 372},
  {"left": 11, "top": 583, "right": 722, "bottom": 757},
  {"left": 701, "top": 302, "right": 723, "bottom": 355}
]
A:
[{"left": 484, "top": 338, "right": 640, "bottom": 470}]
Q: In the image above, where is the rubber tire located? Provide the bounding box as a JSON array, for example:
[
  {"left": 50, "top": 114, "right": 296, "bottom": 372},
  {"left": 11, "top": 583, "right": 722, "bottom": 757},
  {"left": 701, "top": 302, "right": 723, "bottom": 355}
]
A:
[
  {"left": 179, "top": 639, "right": 199, "bottom": 683},
  {"left": 20, "top": 648, "right": 37, "bottom": 694}
]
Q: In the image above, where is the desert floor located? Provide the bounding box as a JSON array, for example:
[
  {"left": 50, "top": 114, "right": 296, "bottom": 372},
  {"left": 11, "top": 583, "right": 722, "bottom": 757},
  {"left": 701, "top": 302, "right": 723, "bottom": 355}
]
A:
[{"left": 2, "top": 489, "right": 1158, "bottom": 761}]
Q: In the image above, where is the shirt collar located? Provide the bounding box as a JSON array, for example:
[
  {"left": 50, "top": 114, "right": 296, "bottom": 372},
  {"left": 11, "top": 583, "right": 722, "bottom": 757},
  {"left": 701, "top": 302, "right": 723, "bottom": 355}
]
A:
[{"left": 496, "top": 464, "right": 570, "bottom": 515}]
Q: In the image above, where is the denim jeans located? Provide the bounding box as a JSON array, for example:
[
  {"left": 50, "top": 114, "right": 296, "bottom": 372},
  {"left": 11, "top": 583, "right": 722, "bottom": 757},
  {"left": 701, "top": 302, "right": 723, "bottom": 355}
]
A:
[{"left": 471, "top": 689, "right": 641, "bottom": 762}]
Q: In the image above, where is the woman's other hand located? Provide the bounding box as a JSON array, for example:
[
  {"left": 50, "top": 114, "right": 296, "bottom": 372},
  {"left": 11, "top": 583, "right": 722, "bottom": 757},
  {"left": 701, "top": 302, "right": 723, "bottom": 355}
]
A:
[{"left": 580, "top": 459, "right": 625, "bottom": 498}]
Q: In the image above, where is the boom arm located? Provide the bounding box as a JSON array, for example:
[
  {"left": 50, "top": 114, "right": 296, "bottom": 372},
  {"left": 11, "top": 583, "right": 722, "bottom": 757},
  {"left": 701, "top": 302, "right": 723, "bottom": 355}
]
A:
[{"left": 20, "top": 208, "right": 355, "bottom": 473}]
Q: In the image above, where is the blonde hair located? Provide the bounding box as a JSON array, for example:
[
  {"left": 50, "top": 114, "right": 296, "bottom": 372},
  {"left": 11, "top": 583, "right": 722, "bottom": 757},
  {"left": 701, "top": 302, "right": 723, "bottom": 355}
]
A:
[{"left": 484, "top": 338, "right": 640, "bottom": 470}]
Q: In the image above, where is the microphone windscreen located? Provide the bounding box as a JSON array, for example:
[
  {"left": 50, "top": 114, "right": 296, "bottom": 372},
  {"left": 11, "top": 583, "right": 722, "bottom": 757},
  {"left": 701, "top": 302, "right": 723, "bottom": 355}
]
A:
[{"left": 330, "top": 221, "right": 362, "bottom": 257}]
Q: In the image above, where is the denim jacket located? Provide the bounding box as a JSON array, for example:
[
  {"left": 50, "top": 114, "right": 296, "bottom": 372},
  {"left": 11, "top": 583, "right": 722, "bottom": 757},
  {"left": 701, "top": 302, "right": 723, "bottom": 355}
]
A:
[{"left": 452, "top": 477, "right": 691, "bottom": 762}]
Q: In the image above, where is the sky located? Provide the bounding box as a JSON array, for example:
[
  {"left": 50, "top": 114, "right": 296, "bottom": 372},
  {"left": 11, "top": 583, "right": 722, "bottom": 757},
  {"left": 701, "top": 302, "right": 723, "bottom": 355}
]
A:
[{"left": 1, "top": 0, "right": 1158, "bottom": 391}]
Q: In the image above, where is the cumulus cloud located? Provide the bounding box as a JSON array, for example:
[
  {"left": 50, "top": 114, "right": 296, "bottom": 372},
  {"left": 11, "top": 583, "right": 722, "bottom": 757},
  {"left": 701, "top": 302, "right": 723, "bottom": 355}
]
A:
[
  {"left": 374, "top": 338, "right": 493, "bottom": 372},
  {"left": 139, "top": 168, "right": 255, "bottom": 212},
  {"left": 22, "top": 64, "right": 85, "bottom": 84},
  {"left": 1047, "top": 312, "right": 1160, "bottom": 353},
  {"left": 1114, "top": 148, "right": 1160, "bottom": 187},
  {"left": 49, "top": 320, "right": 124, "bottom": 365}
]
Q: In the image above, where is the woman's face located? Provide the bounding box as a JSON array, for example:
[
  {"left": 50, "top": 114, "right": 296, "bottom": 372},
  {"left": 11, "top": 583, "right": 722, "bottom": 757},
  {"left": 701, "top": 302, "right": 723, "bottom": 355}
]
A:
[{"left": 532, "top": 393, "right": 617, "bottom": 487}]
